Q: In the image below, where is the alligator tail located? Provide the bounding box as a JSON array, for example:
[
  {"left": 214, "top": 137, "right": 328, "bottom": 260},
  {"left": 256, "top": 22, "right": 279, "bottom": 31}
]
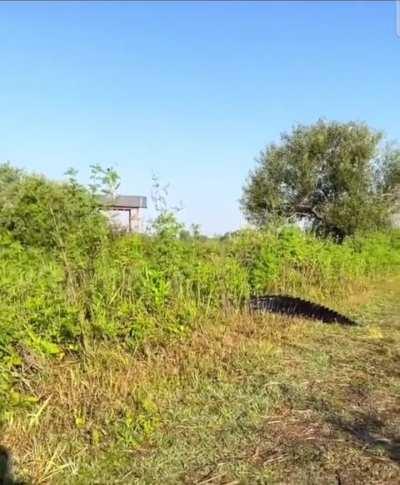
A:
[{"left": 249, "top": 295, "right": 357, "bottom": 325}]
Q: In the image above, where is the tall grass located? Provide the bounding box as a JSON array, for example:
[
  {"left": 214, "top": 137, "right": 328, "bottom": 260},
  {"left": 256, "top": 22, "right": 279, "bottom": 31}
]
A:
[{"left": 1, "top": 223, "right": 399, "bottom": 355}]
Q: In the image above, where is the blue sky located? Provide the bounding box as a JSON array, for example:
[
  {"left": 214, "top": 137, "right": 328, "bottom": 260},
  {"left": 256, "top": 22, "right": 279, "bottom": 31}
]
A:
[{"left": 1, "top": 1, "right": 399, "bottom": 234}]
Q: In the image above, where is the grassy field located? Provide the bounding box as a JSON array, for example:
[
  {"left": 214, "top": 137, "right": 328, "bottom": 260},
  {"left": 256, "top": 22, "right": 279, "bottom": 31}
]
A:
[{"left": 2, "top": 275, "right": 399, "bottom": 484}]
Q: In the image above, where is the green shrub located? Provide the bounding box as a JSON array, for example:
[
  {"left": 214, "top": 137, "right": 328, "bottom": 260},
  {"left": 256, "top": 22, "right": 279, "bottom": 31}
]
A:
[{"left": 0, "top": 163, "right": 108, "bottom": 255}]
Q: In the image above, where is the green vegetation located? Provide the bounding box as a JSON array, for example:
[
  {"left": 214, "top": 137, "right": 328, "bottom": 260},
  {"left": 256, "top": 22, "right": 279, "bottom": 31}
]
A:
[
  {"left": 0, "top": 161, "right": 399, "bottom": 483},
  {"left": 241, "top": 120, "right": 400, "bottom": 239}
]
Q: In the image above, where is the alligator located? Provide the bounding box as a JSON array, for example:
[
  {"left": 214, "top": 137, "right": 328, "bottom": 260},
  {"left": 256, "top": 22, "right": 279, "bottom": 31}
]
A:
[{"left": 249, "top": 295, "right": 357, "bottom": 325}]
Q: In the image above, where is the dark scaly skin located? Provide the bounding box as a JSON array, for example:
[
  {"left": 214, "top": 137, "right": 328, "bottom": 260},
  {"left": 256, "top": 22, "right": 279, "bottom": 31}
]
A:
[
  {"left": 249, "top": 295, "right": 357, "bottom": 325},
  {"left": 0, "top": 446, "right": 26, "bottom": 485},
  {"left": 0, "top": 446, "right": 11, "bottom": 485}
]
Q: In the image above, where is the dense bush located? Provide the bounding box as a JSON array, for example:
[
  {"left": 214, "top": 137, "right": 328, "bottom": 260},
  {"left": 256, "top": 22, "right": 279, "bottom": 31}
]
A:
[
  {"left": 0, "top": 163, "right": 108, "bottom": 259},
  {"left": 1, "top": 217, "right": 399, "bottom": 352}
]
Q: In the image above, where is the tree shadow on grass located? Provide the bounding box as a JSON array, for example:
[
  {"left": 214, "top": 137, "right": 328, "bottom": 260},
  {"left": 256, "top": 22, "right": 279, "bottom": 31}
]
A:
[
  {"left": 328, "top": 412, "right": 400, "bottom": 464},
  {"left": 0, "top": 446, "right": 29, "bottom": 485}
]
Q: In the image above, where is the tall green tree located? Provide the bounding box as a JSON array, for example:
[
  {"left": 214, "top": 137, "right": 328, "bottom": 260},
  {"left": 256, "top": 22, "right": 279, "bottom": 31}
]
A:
[{"left": 241, "top": 120, "right": 399, "bottom": 239}]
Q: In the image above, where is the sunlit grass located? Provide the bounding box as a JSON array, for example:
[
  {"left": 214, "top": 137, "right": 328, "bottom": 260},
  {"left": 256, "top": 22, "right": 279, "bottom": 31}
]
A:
[{"left": 2, "top": 276, "right": 399, "bottom": 483}]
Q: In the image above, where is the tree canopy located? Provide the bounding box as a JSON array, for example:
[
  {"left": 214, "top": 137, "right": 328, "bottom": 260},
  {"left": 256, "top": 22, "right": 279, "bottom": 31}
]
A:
[{"left": 241, "top": 120, "right": 400, "bottom": 240}]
